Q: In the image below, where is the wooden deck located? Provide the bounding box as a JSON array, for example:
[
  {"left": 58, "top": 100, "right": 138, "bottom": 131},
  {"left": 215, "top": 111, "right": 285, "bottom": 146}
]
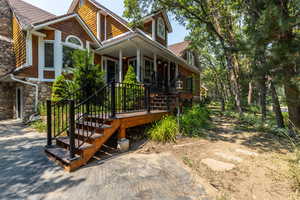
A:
[{"left": 115, "top": 110, "right": 169, "bottom": 139}]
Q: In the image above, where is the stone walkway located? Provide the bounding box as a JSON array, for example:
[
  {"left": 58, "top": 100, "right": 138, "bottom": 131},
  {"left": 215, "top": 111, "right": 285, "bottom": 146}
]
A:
[{"left": 0, "top": 120, "right": 211, "bottom": 200}]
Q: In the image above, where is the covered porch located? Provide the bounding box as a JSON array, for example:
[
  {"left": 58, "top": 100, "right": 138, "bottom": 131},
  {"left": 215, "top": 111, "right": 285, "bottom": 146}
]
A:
[{"left": 96, "top": 32, "right": 194, "bottom": 94}]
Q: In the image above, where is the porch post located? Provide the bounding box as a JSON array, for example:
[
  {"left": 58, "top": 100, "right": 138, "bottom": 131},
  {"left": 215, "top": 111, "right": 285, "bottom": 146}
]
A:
[
  {"left": 54, "top": 30, "right": 62, "bottom": 78},
  {"left": 168, "top": 60, "right": 171, "bottom": 86},
  {"left": 176, "top": 63, "right": 179, "bottom": 78},
  {"left": 137, "top": 48, "right": 141, "bottom": 82},
  {"left": 119, "top": 49, "right": 123, "bottom": 82},
  {"left": 154, "top": 54, "right": 157, "bottom": 81}
]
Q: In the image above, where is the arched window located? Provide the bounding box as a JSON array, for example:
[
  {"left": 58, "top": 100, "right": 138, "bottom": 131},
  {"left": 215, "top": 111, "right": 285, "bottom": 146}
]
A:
[
  {"left": 157, "top": 17, "right": 166, "bottom": 39},
  {"left": 66, "top": 35, "right": 83, "bottom": 48}
]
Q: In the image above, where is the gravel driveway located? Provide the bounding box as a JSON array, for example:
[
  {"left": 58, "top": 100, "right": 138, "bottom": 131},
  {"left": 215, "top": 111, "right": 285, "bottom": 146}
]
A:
[{"left": 0, "top": 120, "right": 211, "bottom": 200}]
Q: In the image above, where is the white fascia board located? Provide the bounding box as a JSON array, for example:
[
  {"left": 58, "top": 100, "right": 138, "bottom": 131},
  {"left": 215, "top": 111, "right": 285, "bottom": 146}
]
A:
[
  {"left": 88, "top": 0, "right": 134, "bottom": 33},
  {"left": 32, "top": 14, "right": 77, "bottom": 30}
]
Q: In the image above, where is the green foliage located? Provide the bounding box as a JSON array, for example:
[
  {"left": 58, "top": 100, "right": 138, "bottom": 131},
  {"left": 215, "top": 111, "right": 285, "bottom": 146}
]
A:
[
  {"left": 72, "top": 50, "right": 104, "bottom": 101},
  {"left": 38, "top": 102, "right": 47, "bottom": 116},
  {"left": 51, "top": 75, "right": 72, "bottom": 102},
  {"left": 180, "top": 104, "right": 211, "bottom": 137},
  {"left": 31, "top": 120, "right": 46, "bottom": 133},
  {"left": 147, "top": 115, "right": 179, "bottom": 143},
  {"left": 123, "top": 65, "right": 137, "bottom": 84},
  {"left": 123, "top": 0, "right": 143, "bottom": 28}
]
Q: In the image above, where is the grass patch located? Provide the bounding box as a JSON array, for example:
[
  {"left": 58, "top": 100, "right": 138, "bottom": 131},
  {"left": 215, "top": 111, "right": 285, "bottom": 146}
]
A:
[{"left": 30, "top": 120, "right": 46, "bottom": 133}]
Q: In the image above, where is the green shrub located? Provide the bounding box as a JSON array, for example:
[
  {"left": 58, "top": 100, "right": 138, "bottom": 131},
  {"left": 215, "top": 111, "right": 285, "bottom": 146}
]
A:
[
  {"left": 180, "top": 104, "right": 211, "bottom": 137},
  {"left": 147, "top": 115, "right": 179, "bottom": 143},
  {"left": 51, "top": 75, "right": 72, "bottom": 102},
  {"left": 38, "top": 102, "right": 47, "bottom": 116}
]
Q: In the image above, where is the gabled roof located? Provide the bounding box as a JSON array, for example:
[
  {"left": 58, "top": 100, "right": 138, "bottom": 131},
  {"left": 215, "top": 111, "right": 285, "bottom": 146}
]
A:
[
  {"left": 168, "top": 41, "right": 190, "bottom": 57},
  {"left": 31, "top": 13, "right": 102, "bottom": 47},
  {"left": 142, "top": 10, "right": 173, "bottom": 33},
  {"left": 68, "top": 0, "right": 130, "bottom": 29},
  {"left": 6, "top": 0, "right": 56, "bottom": 29}
]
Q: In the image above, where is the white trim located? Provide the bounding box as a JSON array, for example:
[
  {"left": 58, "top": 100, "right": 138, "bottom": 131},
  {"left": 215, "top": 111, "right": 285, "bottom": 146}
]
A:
[
  {"left": 65, "top": 35, "right": 84, "bottom": 48},
  {"left": 33, "top": 14, "right": 77, "bottom": 30},
  {"left": 26, "top": 31, "right": 33, "bottom": 66},
  {"left": 32, "top": 14, "right": 102, "bottom": 47},
  {"left": 88, "top": 0, "right": 133, "bottom": 33},
  {"left": 44, "top": 41, "right": 55, "bottom": 69},
  {"left": 103, "top": 56, "right": 119, "bottom": 82},
  {"left": 86, "top": 41, "right": 90, "bottom": 52},
  {"left": 142, "top": 11, "right": 173, "bottom": 33},
  {"left": 61, "top": 42, "right": 85, "bottom": 50},
  {"left": 144, "top": 57, "right": 154, "bottom": 82},
  {"left": 54, "top": 30, "right": 63, "bottom": 78},
  {"left": 152, "top": 18, "right": 156, "bottom": 41},
  {"left": 104, "top": 15, "right": 107, "bottom": 41},
  {"left": 38, "top": 36, "right": 44, "bottom": 80},
  {"left": 31, "top": 31, "right": 46, "bottom": 38},
  {"left": 102, "top": 31, "right": 132, "bottom": 44},
  {"left": 97, "top": 11, "right": 101, "bottom": 40},
  {"left": 15, "top": 87, "right": 23, "bottom": 119}
]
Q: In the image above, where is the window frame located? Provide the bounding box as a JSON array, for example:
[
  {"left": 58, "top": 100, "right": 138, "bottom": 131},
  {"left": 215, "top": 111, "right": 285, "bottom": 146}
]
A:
[
  {"left": 44, "top": 40, "right": 54, "bottom": 69},
  {"left": 143, "top": 57, "right": 154, "bottom": 83},
  {"left": 65, "top": 35, "right": 84, "bottom": 49},
  {"left": 157, "top": 17, "right": 166, "bottom": 39}
]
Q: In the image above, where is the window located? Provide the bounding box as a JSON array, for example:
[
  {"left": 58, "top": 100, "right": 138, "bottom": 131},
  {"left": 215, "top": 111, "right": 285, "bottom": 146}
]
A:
[
  {"left": 187, "top": 51, "right": 195, "bottom": 66},
  {"left": 44, "top": 42, "right": 54, "bottom": 68},
  {"left": 63, "top": 46, "right": 75, "bottom": 69},
  {"left": 157, "top": 17, "right": 166, "bottom": 39},
  {"left": 66, "top": 35, "right": 83, "bottom": 48},
  {"left": 144, "top": 59, "right": 154, "bottom": 83}
]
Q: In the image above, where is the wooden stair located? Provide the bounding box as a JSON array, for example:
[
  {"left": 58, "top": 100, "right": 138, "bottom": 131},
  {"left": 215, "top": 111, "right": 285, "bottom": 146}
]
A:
[{"left": 45, "top": 117, "right": 121, "bottom": 172}]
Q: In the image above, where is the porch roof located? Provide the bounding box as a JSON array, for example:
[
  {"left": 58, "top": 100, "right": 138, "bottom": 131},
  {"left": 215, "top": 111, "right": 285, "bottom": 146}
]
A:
[{"left": 96, "top": 30, "right": 200, "bottom": 74}]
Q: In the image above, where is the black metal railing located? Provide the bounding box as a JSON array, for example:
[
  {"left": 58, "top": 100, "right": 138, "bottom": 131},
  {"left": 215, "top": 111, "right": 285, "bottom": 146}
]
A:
[{"left": 47, "top": 81, "right": 151, "bottom": 159}]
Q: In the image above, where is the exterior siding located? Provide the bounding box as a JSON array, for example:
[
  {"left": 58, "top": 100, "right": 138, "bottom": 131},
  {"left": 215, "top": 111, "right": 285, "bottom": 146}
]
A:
[
  {"left": 76, "top": 0, "right": 98, "bottom": 36},
  {"left": 143, "top": 21, "right": 152, "bottom": 37},
  {"left": 106, "top": 15, "right": 129, "bottom": 40},
  {"left": 18, "top": 35, "right": 39, "bottom": 78},
  {"left": 39, "top": 29, "right": 55, "bottom": 40},
  {"left": 50, "top": 18, "right": 93, "bottom": 44},
  {"left": 44, "top": 71, "right": 55, "bottom": 79},
  {"left": 12, "top": 16, "right": 26, "bottom": 67},
  {"left": 154, "top": 14, "right": 167, "bottom": 47}
]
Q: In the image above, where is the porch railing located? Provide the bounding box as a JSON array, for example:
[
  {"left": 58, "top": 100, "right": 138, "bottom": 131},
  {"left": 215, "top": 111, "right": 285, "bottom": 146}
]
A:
[{"left": 46, "top": 81, "right": 151, "bottom": 159}]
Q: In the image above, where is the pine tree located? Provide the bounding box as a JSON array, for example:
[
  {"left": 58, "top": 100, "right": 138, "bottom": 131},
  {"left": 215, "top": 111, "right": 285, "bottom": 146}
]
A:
[
  {"left": 123, "top": 65, "right": 137, "bottom": 84},
  {"left": 51, "top": 75, "right": 70, "bottom": 102}
]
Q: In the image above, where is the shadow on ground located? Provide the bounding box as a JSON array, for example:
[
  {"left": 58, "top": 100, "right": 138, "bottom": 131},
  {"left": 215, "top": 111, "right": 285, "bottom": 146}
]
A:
[
  {"left": 207, "top": 116, "right": 293, "bottom": 154},
  {"left": 0, "top": 120, "right": 85, "bottom": 200}
]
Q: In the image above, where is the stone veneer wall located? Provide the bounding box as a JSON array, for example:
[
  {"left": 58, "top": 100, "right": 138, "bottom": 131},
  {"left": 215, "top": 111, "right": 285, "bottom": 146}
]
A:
[{"left": 0, "top": 82, "right": 15, "bottom": 120}]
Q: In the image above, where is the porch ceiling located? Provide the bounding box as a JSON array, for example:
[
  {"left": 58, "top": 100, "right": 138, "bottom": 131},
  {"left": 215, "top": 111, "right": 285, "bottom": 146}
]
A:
[{"left": 96, "top": 37, "right": 177, "bottom": 61}]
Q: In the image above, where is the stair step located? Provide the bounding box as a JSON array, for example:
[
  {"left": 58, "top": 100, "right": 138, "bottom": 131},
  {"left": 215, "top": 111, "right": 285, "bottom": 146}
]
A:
[
  {"left": 56, "top": 137, "right": 94, "bottom": 150},
  {"left": 75, "top": 129, "right": 103, "bottom": 140},
  {"left": 77, "top": 121, "right": 112, "bottom": 129},
  {"left": 45, "top": 146, "right": 80, "bottom": 165}
]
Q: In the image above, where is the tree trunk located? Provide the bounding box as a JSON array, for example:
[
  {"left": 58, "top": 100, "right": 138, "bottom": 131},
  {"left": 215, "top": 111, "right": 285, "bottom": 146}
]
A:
[
  {"left": 248, "top": 81, "right": 254, "bottom": 105},
  {"left": 270, "top": 81, "right": 285, "bottom": 128},
  {"left": 258, "top": 77, "right": 267, "bottom": 122},
  {"left": 284, "top": 81, "right": 300, "bottom": 129}
]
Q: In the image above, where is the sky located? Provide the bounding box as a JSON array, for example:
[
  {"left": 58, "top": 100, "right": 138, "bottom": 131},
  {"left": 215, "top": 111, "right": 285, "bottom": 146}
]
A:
[{"left": 23, "top": 0, "right": 188, "bottom": 45}]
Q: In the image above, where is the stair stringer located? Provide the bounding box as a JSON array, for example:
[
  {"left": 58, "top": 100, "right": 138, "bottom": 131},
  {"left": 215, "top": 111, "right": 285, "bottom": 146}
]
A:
[{"left": 67, "top": 119, "right": 121, "bottom": 172}]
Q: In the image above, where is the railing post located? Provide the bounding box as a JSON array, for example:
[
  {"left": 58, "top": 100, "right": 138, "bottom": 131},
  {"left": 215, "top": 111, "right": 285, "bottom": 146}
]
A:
[
  {"left": 46, "top": 100, "right": 52, "bottom": 147},
  {"left": 122, "top": 86, "right": 126, "bottom": 112},
  {"left": 145, "top": 85, "right": 151, "bottom": 113},
  {"left": 69, "top": 100, "right": 76, "bottom": 159},
  {"left": 111, "top": 80, "right": 116, "bottom": 118}
]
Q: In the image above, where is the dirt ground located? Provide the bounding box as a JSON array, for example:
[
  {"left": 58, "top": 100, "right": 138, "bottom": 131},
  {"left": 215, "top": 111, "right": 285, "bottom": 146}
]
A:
[{"left": 135, "top": 114, "right": 297, "bottom": 200}]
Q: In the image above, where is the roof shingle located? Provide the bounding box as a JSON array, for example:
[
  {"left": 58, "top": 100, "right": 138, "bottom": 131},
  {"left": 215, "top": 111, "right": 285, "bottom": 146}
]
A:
[
  {"left": 6, "top": 0, "right": 56, "bottom": 28},
  {"left": 168, "top": 41, "right": 190, "bottom": 57}
]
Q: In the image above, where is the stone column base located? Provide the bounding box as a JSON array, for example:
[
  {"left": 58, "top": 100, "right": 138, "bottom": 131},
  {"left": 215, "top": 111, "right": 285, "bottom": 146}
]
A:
[{"left": 117, "top": 138, "right": 130, "bottom": 152}]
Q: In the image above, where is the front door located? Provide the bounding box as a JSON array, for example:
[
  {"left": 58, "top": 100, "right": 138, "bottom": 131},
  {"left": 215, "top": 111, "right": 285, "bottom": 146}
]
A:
[
  {"left": 106, "top": 59, "right": 119, "bottom": 83},
  {"left": 16, "top": 88, "right": 23, "bottom": 119}
]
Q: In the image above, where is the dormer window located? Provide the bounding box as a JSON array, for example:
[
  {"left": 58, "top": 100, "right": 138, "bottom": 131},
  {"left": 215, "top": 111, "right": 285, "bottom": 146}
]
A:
[
  {"left": 157, "top": 17, "right": 166, "bottom": 39},
  {"left": 187, "top": 51, "right": 195, "bottom": 66}
]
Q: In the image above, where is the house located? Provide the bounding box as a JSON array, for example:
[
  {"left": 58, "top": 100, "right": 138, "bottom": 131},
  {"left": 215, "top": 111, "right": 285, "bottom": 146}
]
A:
[{"left": 0, "top": 0, "right": 201, "bottom": 171}]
